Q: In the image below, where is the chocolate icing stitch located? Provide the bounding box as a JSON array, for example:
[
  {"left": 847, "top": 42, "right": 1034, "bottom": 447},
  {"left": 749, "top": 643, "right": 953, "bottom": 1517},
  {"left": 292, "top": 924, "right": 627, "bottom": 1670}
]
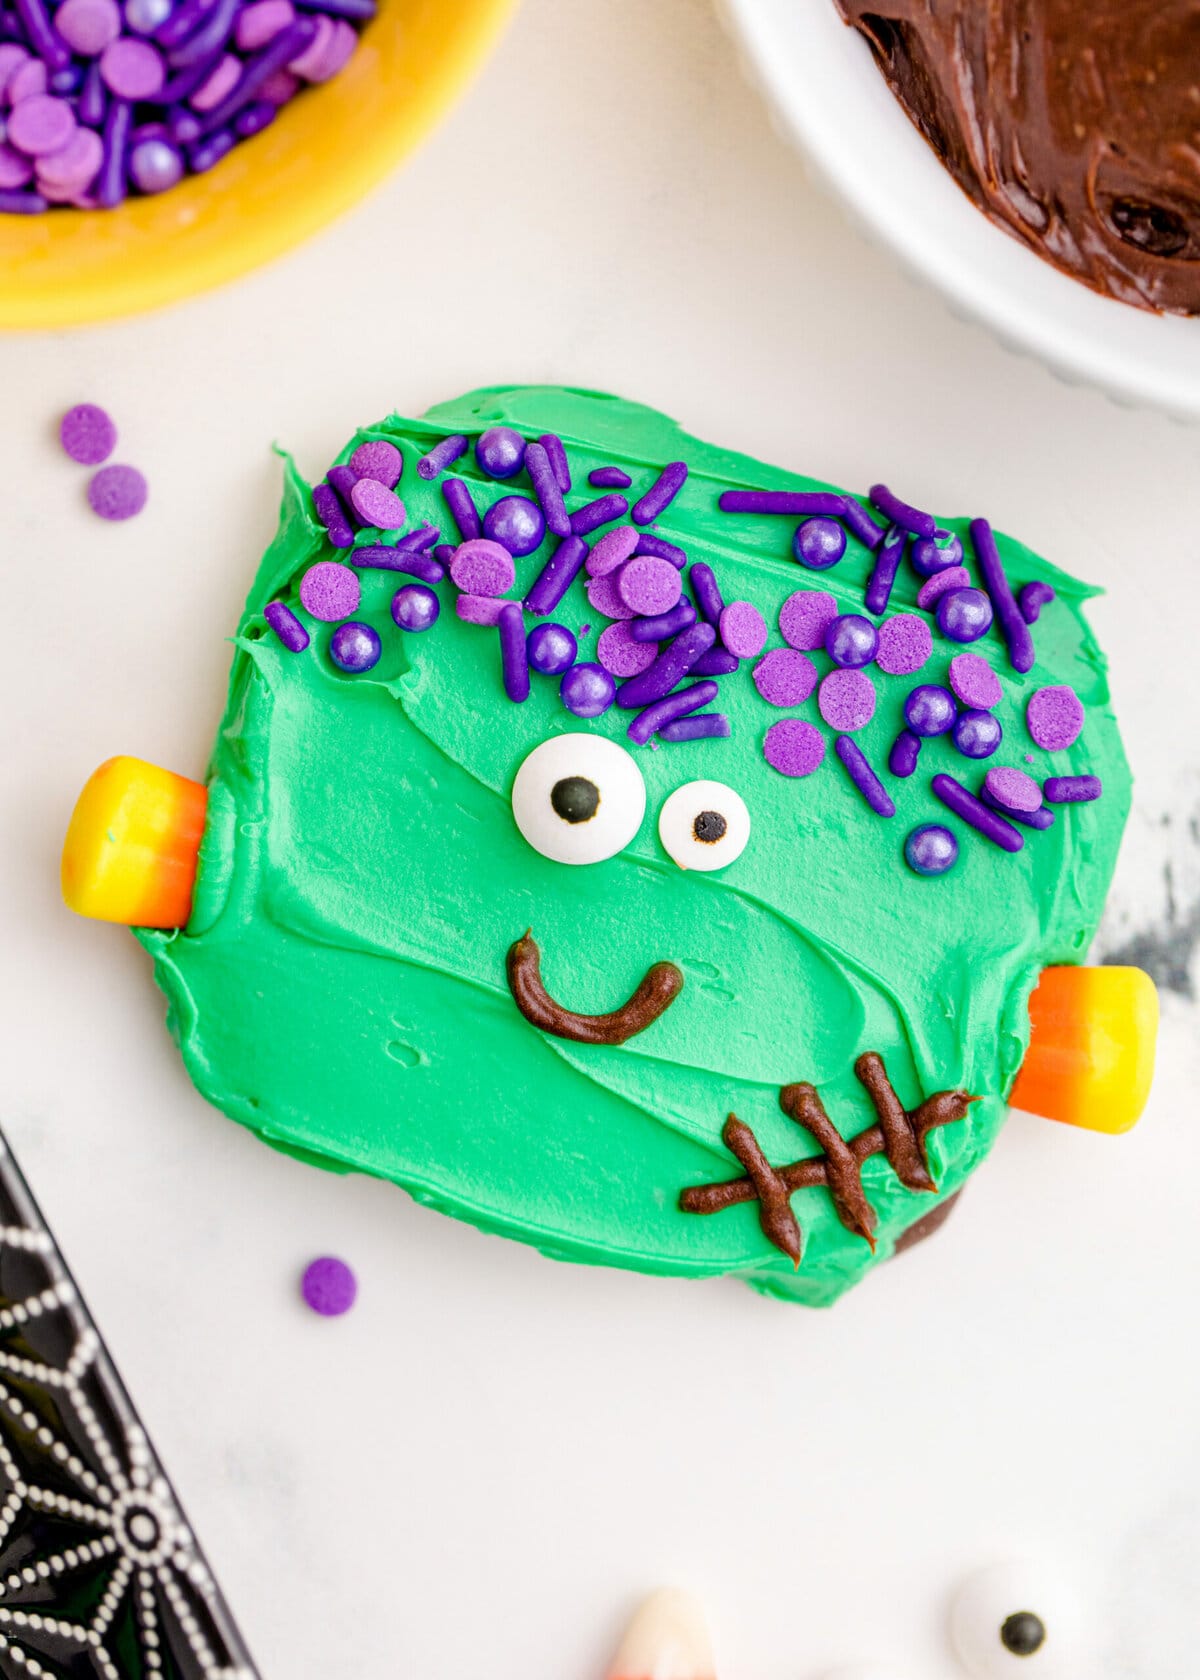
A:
[{"left": 506, "top": 930, "right": 684, "bottom": 1045}]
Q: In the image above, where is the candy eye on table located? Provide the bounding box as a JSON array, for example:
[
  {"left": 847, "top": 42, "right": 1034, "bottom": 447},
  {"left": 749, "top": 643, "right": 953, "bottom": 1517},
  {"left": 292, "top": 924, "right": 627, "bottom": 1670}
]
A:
[{"left": 949, "top": 1560, "right": 1084, "bottom": 1678}]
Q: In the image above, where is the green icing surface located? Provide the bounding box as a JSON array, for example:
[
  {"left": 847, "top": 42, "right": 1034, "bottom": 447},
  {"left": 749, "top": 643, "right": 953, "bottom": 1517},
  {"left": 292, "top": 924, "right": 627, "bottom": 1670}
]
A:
[{"left": 136, "top": 386, "right": 1130, "bottom": 1306}]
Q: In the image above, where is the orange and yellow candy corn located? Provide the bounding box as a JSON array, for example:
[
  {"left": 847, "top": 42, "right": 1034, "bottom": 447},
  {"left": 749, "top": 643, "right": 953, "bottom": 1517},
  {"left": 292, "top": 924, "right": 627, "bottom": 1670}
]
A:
[
  {"left": 607, "top": 1589, "right": 716, "bottom": 1680},
  {"left": 61, "top": 756, "right": 207, "bottom": 930},
  {"left": 1010, "top": 964, "right": 1157, "bottom": 1135}
]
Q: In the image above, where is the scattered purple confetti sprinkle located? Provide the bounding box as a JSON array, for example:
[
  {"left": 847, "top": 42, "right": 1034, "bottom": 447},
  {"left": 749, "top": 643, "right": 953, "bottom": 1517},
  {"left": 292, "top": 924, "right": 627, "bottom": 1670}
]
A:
[
  {"left": 718, "top": 601, "right": 767, "bottom": 659},
  {"left": 779, "top": 590, "right": 839, "bottom": 652},
  {"left": 985, "top": 766, "right": 1042, "bottom": 812},
  {"left": 417, "top": 434, "right": 468, "bottom": 480},
  {"left": 868, "top": 483, "right": 937, "bottom": 539},
  {"left": 1044, "top": 774, "right": 1102, "bottom": 803},
  {"left": 60, "top": 402, "right": 116, "bottom": 465},
  {"left": 931, "top": 773, "right": 1024, "bottom": 853},
  {"left": 586, "top": 571, "right": 637, "bottom": 621},
  {"left": 264, "top": 599, "right": 308, "bottom": 652},
  {"left": 763, "top": 717, "right": 825, "bottom": 778},
  {"left": 348, "top": 437, "right": 401, "bottom": 489},
  {"left": 752, "top": 647, "right": 817, "bottom": 707},
  {"left": 948, "top": 651, "right": 1002, "bottom": 710},
  {"left": 349, "top": 477, "right": 405, "bottom": 531},
  {"left": 586, "top": 525, "right": 640, "bottom": 578},
  {"left": 916, "top": 566, "right": 970, "bottom": 611},
  {"left": 818, "top": 668, "right": 876, "bottom": 733},
  {"left": 455, "top": 594, "right": 508, "bottom": 627},
  {"left": 1026, "top": 684, "right": 1084, "bottom": 751},
  {"left": 299, "top": 560, "right": 359, "bottom": 622},
  {"left": 875, "top": 613, "right": 932, "bottom": 676},
  {"left": 835, "top": 735, "right": 895, "bottom": 818},
  {"left": 302, "top": 1255, "right": 357, "bottom": 1316},
  {"left": 449, "top": 538, "right": 515, "bottom": 598},
  {"left": 617, "top": 555, "right": 682, "bottom": 616},
  {"left": 597, "top": 621, "right": 658, "bottom": 678},
  {"left": 86, "top": 462, "right": 147, "bottom": 520},
  {"left": 981, "top": 788, "right": 1056, "bottom": 830},
  {"left": 632, "top": 459, "right": 687, "bottom": 525}
]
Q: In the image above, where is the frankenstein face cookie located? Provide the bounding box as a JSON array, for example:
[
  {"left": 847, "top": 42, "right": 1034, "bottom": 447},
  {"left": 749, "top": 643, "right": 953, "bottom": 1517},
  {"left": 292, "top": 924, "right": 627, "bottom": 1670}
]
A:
[{"left": 62, "top": 387, "right": 1157, "bottom": 1306}]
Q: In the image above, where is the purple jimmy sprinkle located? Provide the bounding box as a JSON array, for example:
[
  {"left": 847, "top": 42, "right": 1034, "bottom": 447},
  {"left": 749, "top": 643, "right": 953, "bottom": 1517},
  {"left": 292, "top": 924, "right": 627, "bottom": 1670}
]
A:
[
  {"left": 456, "top": 594, "right": 508, "bottom": 627},
  {"left": 839, "top": 499, "right": 886, "bottom": 551},
  {"left": 589, "top": 465, "right": 632, "bottom": 490},
  {"left": 441, "top": 477, "right": 482, "bottom": 543},
  {"left": 630, "top": 600, "right": 696, "bottom": 642},
  {"left": 586, "top": 525, "right": 640, "bottom": 578},
  {"left": 617, "top": 556, "right": 682, "bottom": 617},
  {"left": 326, "top": 461, "right": 358, "bottom": 509},
  {"left": 525, "top": 533, "right": 588, "bottom": 617},
  {"left": 969, "top": 517, "right": 1035, "bottom": 674},
  {"left": 931, "top": 773, "right": 1024, "bottom": 853},
  {"left": 60, "top": 403, "right": 116, "bottom": 466},
  {"left": 312, "top": 483, "right": 353, "bottom": 549},
  {"left": 719, "top": 489, "right": 847, "bottom": 517},
  {"left": 570, "top": 493, "right": 628, "bottom": 536},
  {"left": 984, "top": 766, "right": 1041, "bottom": 813},
  {"left": 980, "top": 787, "right": 1056, "bottom": 830},
  {"left": 910, "top": 530, "right": 964, "bottom": 577},
  {"left": 753, "top": 648, "right": 818, "bottom": 707},
  {"left": 433, "top": 543, "right": 456, "bottom": 564},
  {"left": 1044, "top": 775, "right": 1102, "bottom": 803},
  {"left": 658, "top": 712, "right": 730, "bottom": 743},
  {"left": 779, "top": 590, "right": 838, "bottom": 652},
  {"left": 763, "top": 718, "right": 825, "bottom": 778},
  {"left": 868, "top": 483, "right": 937, "bottom": 540},
  {"left": 690, "top": 649, "right": 739, "bottom": 678},
  {"left": 916, "top": 566, "right": 970, "bottom": 611},
  {"left": 948, "top": 651, "right": 1002, "bottom": 710},
  {"left": 14, "top": 0, "right": 69, "bottom": 69},
  {"left": 560, "top": 662, "right": 614, "bottom": 719},
  {"left": 793, "top": 517, "right": 846, "bottom": 571},
  {"left": 449, "top": 538, "right": 515, "bottom": 598},
  {"left": 349, "top": 438, "right": 402, "bottom": 489},
  {"left": 195, "top": 14, "right": 318, "bottom": 131},
  {"left": 1019, "top": 579, "right": 1056, "bottom": 624},
  {"left": 352, "top": 545, "right": 443, "bottom": 585},
  {"left": 627, "top": 681, "right": 718, "bottom": 747},
  {"left": 417, "top": 435, "right": 468, "bottom": 480},
  {"left": 538, "top": 433, "right": 571, "bottom": 494},
  {"left": 689, "top": 562, "right": 724, "bottom": 628},
  {"left": 597, "top": 621, "right": 658, "bottom": 678},
  {"left": 864, "top": 522, "right": 906, "bottom": 616},
  {"left": 888, "top": 729, "right": 921, "bottom": 778},
  {"left": 524, "top": 441, "right": 571, "bottom": 539},
  {"left": 632, "top": 460, "right": 687, "bottom": 525},
  {"left": 96, "top": 95, "right": 131, "bottom": 208},
  {"left": 1026, "top": 684, "right": 1084, "bottom": 751},
  {"left": 393, "top": 523, "right": 440, "bottom": 554},
  {"left": 634, "top": 531, "right": 686, "bottom": 568},
  {"left": 615, "top": 621, "right": 716, "bottom": 710},
  {"left": 875, "top": 613, "right": 932, "bottom": 676},
  {"left": 835, "top": 736, "right": 896, "bottom": 818},
  {"left": 818, "top": 668, "right": 876, "bottom": 733},
  {"left": 718, "top": 601, "right": 767, "bottom": 659},
  {"left": 264, "top": 600, "right": 309, "bottom": 652},
  {"left": 526, "top": 621, "right": 577, "bottom": 676},
  {"left": 497, "top": 603, "right": 529, "bottom": 703}
]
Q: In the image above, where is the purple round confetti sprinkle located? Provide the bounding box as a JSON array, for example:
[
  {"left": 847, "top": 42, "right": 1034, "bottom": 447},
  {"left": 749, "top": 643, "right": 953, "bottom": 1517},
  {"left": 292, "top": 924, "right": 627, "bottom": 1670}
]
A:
[
  {"left": 981, "top": 788, "right": 1056, "bottom": 829},
  {"left": 351, "top": 545, "right": 441, "bottom": 584},
  {"left": 39, "top": 129, "right": 103, "bottom": 191},
  {"left": 56, "top": 0, "right": 120, "bottom": 55},
  {"left": 689, "top": 561, "right": 724, "bottom": 627},
  {"left": 390, "top": 583, "right": 439, "bottom": 633},
  {"left": 931, "top": 773, "right": 1024, "bottom": 853},
  {"left": 1044, "top": 774, "right": 1102, "bottom": 803},
  {"left": 970, "top": 517, "right": 1035, "bottom": 675},
  {"left": 953, "top": 709, "right": 1003, "bottom": 759},
  {"left": 189, "top": 55, "right": 240, "bottom": 112},
  {"left": 825, "top": 613, "right": 878, "bottom": 669},
  {"left": 903, "top": 683, "right": 956, "bottom": 738},
  {"left": 329, "top": 620, "right": 380, "bottom": 673},
  {"left": 617, "top": 555, "right": 682, "bottom": 616},
  {"left": 525, "top": 533, "right": 587, "bottom": 616},
  {"left": 630, "top": 600, "right": 696, "bottom": 642},
  {"left": 910, "top": 531, "right": 964, "bottom": 577},
  {"left": 236, "top": 0, "right": 293, "bottom": 49},
  {"left": 100, "top": 36, "right": 164, "bottom": 97},
  {"left": 875, "top": 613, "right": 932, "bottom": 676},
  {"left": 523, "top": 441, "right": 570, "bottom": 539},
  {"left": 792, "top": 516, "right": 846, "bottom": 571},
  {"left": 819, "top": 668, "right": 876, "bottom": 733},
  {"left": 634, "top": 532, "right": 686, "bottom": 568},
  {"left": 8, "top": 94, "right": 75, "bottom": 155},
  {"left": 263, "top": 600, "right": 308, "bottom": 652},
  {"left": 839, "top": 499, "right": 887, "bottom": 551},
  {"left": 86, "top": 462, "right": 146, "bottom": 520},
  {"left": 936, "top": 587, "right": 994, "bottom": 644},
  {"left": 561, "top": 661, "right": 615, "bottom": 719},
  {"left": 753, "top": 648, "right": 817, "bottom": 707},
  {"left": 312, "top": 483, "right": 353, "bottom": 549},
  {"left": 417, "top": 435, "right": 468, "bottom": 480},
  {"left": 835, "top": 736, "right": 895, "bottom": 818},
  {"left": 483, "top": 493, "right": 544, "bottom": 557},
  {"left": 538, "top": 433, "right": 570, "bottom": 494},
  {"left": 889, "top": 729, "right": 921, "bottom": 778},
  {"left": 527, "top": 621, "right": 577, "bottom": 675},
  {"left": 1026, "top": 684, "right": 1084, "bottom": 751},
  {"left": 632, "top": 460, "right": 687, "bottom": 525},
  {"left": 60, "top": 402, "right": 116, "bottom": 465},
  {"left": 299, "top": 560, "right": 359, "bottom": 622},
  {"left": 690, "top": 649, "right": 739, "bottom": 677},
  {"left": 763, "top": 718, "right": 825, "bottom": 778},
  {"left": 586, "top": 525, "right": 639, "bottom": 578},
  {"left": 718, "top": 600, "right": 767, "bottom": 659},
  {"left": 916, "top": 566, "right": 971, "bottom": 611},
  {"left": 984, "top": 766, "right": 1041, "bottom": 812},
  {"left": 349, "top": 438, "right": 402, "bottom": 489},
  {"left": 615, "top": 621, "right": 716, "bottom": 710},
  {"left": 720, "top": 489, "right": 846, "bottom": 517},
  {"left": 455, "top": 594, "right": 507, "bottom": 627},
  {"left": 449, "top": 538, "right": 515, "bottom": 598},
  {"left": 475, "top": 425, "right": 525, "bottom": 480},
  {"left": 948, "top": 652, "right": 1002, "bottom": 710},
  {"left": 1019, "top": 580, "right": 1056, "bottom": 624},
  {"left": 864, "top": 523, "right": 907, "bottom": 618},
  {"left": 779, "top": 590, "right": 838, "bottom": 652},
  {"left": 589, "top": 465, "right": 632, "bottom": 490},
  {"left": 570, "top": 493, "right": 627, "bottom": 536},
  {"left": 597, "top": 621, "right": 659, "bottom": 678},
  {"left": 905, "top": 824, "right": 958, "bottom": 877},
  {"left": 441, "top": 477, "right": 482, "bottom": 543},
  {"left": 658, "top": 712, "right": 730, "bottom": 743},
  {"left": 301, "top": 1255, "right": 356, "bottom": 1317},
  {"left": 586, "top": 571, "right": 637, "bottom": 621},
  {"left": 868, "top": 483, "right": 936, "bottom": 539},
  {"left": 349, "top": 477, "right": 405, "bottom": 531},
  {"left": 498, "top": 602, "right": 529, "bottom": 703},
  {"left": 627, "top": 680, "right": 717, "bottom": 747}
]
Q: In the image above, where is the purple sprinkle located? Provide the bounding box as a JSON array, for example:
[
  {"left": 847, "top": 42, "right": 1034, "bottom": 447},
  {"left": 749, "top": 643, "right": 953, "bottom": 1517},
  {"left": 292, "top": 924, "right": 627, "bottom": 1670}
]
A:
[
  {"left": 634, "top": 532, "right": 686, "bottom": 568},
  {"left": 632, "top": 460, "right": 687, "bottom": 525},
  {"left": 301, "top": 1255, "right": 357, "bottom": 1316},
  {"left": 868, "top": 483, "right": 937, "bottom": 539},
  {"left": 948, "top": 652, "right": 1002, "bottom": 710},
  {"left": 560, "top": 662, "right": 614, "bottom": 718},
  {"left": 984, "top": 766, "right": 1042, "bottom": 813},
  {"left": 526, "top": 622, "right": 577, "bottom": 675},
  {"left": 970, "top": 517, "right": 1035, "bottom": 674},
  {"left": 763, "top": 718, "right": 825, "bottom": 778},
  {"left": 889, "top": 729, "right": 921, "bottom": 777},
  {"left": 589, "top": 465, "right": 632, "bottom": 490},
  {"left": 617, "top": 556, "right": 682, "bottom": 616},
  {"left": 630, "top": 600, "right": 696, "bottom": 642},
  {"left": 350, "top": 477, "right": 405, "bottom": 531},
  {"left": 864, "top": 522, "right": 906, "bottom": 615},
  {"left": 627, "top": 680, "right": 717, "bottom": 747},
  {"left": 86, "top": 462, "right": 146, "bottom": 520},
  {"left": 904, "top": 824, "right": 959, "bottom": 876},
  {"left": 753, "top": 648, "right": 817, "bottom": 707},
  {"left": 615, "top": 621, "right": 716, "bottom": 710},
  {"left": 910, "top": 531, "right": 964, "bottom": 577},
  {"left": 875, "top": 613, "right": 932, "bottom": 676},
  {"left": 391, "top": 583, "right": 439, "bottom": 633},
  {"left": 14, "top": 0, "right": 70, "bottom": 69},
  {"left": 96, "top": 95, "right": 131, "bottom": 207},
  {"left": 442, "top": 477, "right": 482, "bottom": 542},
  {"left": 524, "top": 441, "right": 571, "bottom": 539},
  {"left": 954, "top": 709, "right": 1003, "bottom": 759},
  {"left": 981, "top": 788, "right": 1057, "bottom": 830},
  {"left": 793, "top": 517, "right": 846, "bottom": 571},
  {"left": 233, "top": 99, "right": 275, "bottom": 138},
  {"left": 475, "top": 426, "right": 525, "bottom": 481},
  {"left": 839, "top": 499, "right": 887, "bottom": 551},
  {"left": 78, "top": 62, "right": 106, "bottom": 124},
  {"left": 100, "top": 36, "right": 165, "bottom": 99},
  {"left": 312, "top": 483, "right": 353, "bottom": 549},
  {"left": 456, "top": 594, "right": 508, "bottom": 627},
  {"left": 718, "top": 601, "right": 767, "bottom": 659},
  {"left": 329, "top": 620, "right": 381, "bottom": 674},
  {"left": 570, "top": 493, "right": 627, "bottom": 536},
  {"left": 538, "top": 433, "right": 570, "bottom": 494},
  {"left": 1044, "top": 774, "right": 1102, "bottom": 804},
  {"left": 1026, "top": 684, "right": 1084, "bottom": 751},
  {"left": 525, "top": 533, "right": 588, "bottom": 616},
  {"left": 825, "top": 613, "right": 878, "bottom": 669},
  {"left": 835, "top": 736, "right": 895, "bottom": 818},
  {"left": 690, "top": 649, "right": 739, "bottom": 677},
  {"left": 916, "top": 566, "right": 971, "bottom": 611},
  {"left": 349, "top": 438, "right": 402, "bottom": 489},
  {"left": 60, "top": 403, "right": 116, "bottom": 466},
  {"left": 585, "top": 525, "right": 639, "bottom": 578},
  {"left": 433, "top": 543, "right": 456, "bottom": 564},
  {"left": 931, "top": 773, "right": 1024, "bottom": 853},
  {"left": 904, "top": 683, "right": 957, "bottom": 738},
  {"left": 689, "top": 562, "right": 724, "bottom": 627},
  {"left": 0, "top": 189, "right": 48, "bottom": 212},
  {"left": 449, "top": 538, "right": 515, "bottom": 598},
  {"left": 353, "top": 546, "right": 443, "bottom": 585},
  {"left": 1019, "top": 580, "right": 1056, "bottom": 624},
  {"left": 483, "top": 494, "right": 545, "bottom": 557},
  {"left": 586, "top": 572, "right": 637, "bottom": 621},
  {"left": 936, "top": 587, "right": 993, "bottom": 644},
  {"left": 498, "top": 602, "right": 529, "bottom": 702},
  {"left": 597, "top": 621, "right": 658, "bottom": 678},
  {"left": 326, "top": 463, "right": 359, "bottom": 516},
  {"left": 658, "top": 712, "right": 730, "bottom": 743},
  {"left": 417, "top": 434, "right": 468, "bottom": 480},
  {"left": 299, "top": 560, "right": 359, "bottom": 622},
  {"left": 393, "top": 524, "right": 440, "bottom": 554},
  {"left": 186, "top": 127, "right": 235, "bottom": 174},
  {"left": 818, "top": 668, "right": 876, "bottom": 733},
  {"left": 779, "top": 590, "right": 838, "bottom": 652},
  {"left": 719, "top": 489, "right": 847, "bottom": 517},
  {"left": 264, "top": 600, "right": 308, "bottom": 652}
]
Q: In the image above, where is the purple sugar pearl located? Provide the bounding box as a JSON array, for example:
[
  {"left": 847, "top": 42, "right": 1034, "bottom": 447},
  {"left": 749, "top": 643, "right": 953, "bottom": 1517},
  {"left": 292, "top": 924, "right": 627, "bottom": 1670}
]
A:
[
  {"left": 525, "top": 533, "right": 587, "bottom": 616},
  {"left": 498, "top": 602, "right": 529, "bottom": 703},
  {"left": 875, "top": 613, "right": 932, "bottom": 676},
  {"left": 910, "top": 531, "right": 963, "bottom": 577},
  {"left": 689, "top": 562, "right": 724, "bottom": 627},
  {"left": 953, "top": 708, "right": 1003, "bottom": 759},
  {"left": 916, "top": 566, "right": 970, "bottom": 611},
  {"left": 300, "top": 561, "right": 360, "bottom": 622},
  {"left": 936, "top": 587, "right": 993, "bottom": 644},
  {"left": 627, "top": 680, "right": 717, "bottom": 747},
  {"left": 818, "top": 668, "right": 876, "bottom": 732},
  {"left": 985, "top": 766, "right": 1042, "bottom": 812},
  {"left": 792, "top": 516, "right": 846, "bottom": 570},
  {"left": 586, "top": 572, "right": 637, "bottom": 621},
  {"left": 835, "top": 736, "right": 895, "bottom": 818},
  {"left": 752, "top": 648, "right": 817, "bottom": 707},
  {"left": 60, "top": 402, "right": 116, "bottom": 465},
  {"left": 561, "top": 661, "right": 615, "bottom": 719},
  {"left": 475, "top": 425, "right": 525, "bottom": 480},
  {"left": 417, "top": 435, "right": 468, "bottom": 479},
  {"left": 779, "top": 590, "right": 838, "bottom": 652},
  {"left": 632, "top": 460, "right": 687, "bottom": 525},
  {"left": 630, "top": 600, "right": 695, "bottom": 642},
  {"left": 597, "top": 621, "right": 658, "bottom": 678},
  {"left": 483, "top": 494, "right": 545, "bottom": 557},
  {"left": 889, "top": 729, "right": 921, "bottom": 778},
  {"left": 1019, "top": 580, "right": 1056, "bottom": 624},
  {"left": 1044, "top": 774, "right": 1102, "bottom": 803},
  {"left": 263, "top": 600, "right": 308, "bottom": 652},
  {"left": 349, "top": 438, "right": 402, "bottom": 489},
  {"left": 349, "top": 477, "right": 405, "bottom": 531},
  {"left": 825, "top": 613, "right": 878, "bottom": 669},
  {"left": 301, "top": 1256, "right": 357, "bottom": 1317},
  {"left": 527, "top": 621, "right": 577, "bottom": 675},
  {"left": 931, "top": 773, "right": 1024, "bottom": 853},
  {"left": 589, "top": 465, "right": 632, "bottom": 490},
  {"left": 86, "top": 462, "right": 147, "bottom": 520},
  {"left": 904, "top": 683, "right": 956, "bottom": 738},
  {"left": 128, "top": 136, "right": 182, "bottom": 192},
  {"left": 904, "top": 824, "right": 958, "bottom": 877},
  {"left": 1027, "top": 684, "right": 1084, "bottom": 751},
  {"left": 329, "top": 621, "right": 381, "bottom": 673},
  {"left": 390, "top": 584, "right": 439, "bottom": 633},
  {"left": 868, "top": 482, "right": 936, "bottom": 539},
  {"left": 586, "top": 525, "right": 639, "bottom": 578},
  {"left": 616, "top": 556, "right": 681, "bottom": 616},
  {"left": 449, "top": 538, "right": 515, "bottom": 598},
  {"left": 948, "top": 652, "right": 1002, "bottom": 710},
  {"left": 658, "top": 712, "right": 730, "bottom": 743},
  {"left": 570, "top": 493, "right": 627, "bottom": 536},
  {"left": 718, "top": 601, "right": 767, "bottom": 659},
  {"left": 763, "top": 718, "right": 825, "bottom": 778}
]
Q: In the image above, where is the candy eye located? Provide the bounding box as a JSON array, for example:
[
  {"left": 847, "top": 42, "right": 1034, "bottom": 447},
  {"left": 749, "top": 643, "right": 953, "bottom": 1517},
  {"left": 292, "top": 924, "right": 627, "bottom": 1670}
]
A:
[
  {"left": 658, "top": 780, "right": 750, "bottom": 872},
  {"left": 511, "top": 734, "right": 646, "bottom": 865},
  {"left": 950, "top": 1562, "right": 1081, "bottom": 1678}
]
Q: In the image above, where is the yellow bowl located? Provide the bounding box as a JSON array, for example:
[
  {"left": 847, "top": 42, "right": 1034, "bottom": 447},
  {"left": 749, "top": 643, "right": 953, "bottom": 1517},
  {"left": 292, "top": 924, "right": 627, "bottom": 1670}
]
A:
[{"left": 0, "top": 0, "right": 516, "bottom": 329}]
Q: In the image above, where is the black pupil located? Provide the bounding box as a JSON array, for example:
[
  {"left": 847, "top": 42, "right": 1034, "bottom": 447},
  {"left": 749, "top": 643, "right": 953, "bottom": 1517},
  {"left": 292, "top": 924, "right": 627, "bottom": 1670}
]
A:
[
  {"left": 693, "top": 810, "right": 727, "bottom": 845},
  {"left": 1000, "top": 1611, "right": 1046, "bottom": 1656},
  {"left": 551, "top": 776, "right": 600, "bottom": 824}
]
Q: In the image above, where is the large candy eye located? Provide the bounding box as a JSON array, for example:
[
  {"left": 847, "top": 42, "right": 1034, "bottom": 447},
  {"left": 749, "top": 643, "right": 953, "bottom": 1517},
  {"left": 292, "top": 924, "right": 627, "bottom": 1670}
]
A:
[
  {"left": 658, "top": 780, "right": 750, "bottom": 872},
  {"left": 950, "top": 1562, "right": 1081, "bottom": 1678},
  {"left": 511, "top": 734, "right": 646, "bottom": 865}
]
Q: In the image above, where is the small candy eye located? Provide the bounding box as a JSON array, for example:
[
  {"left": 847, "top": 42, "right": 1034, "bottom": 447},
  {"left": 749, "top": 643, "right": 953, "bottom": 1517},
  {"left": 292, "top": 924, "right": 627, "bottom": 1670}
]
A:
[
  {"left": 658, "top": 780, "right": 750, "bottom": 872},
  {"left": 950, "top": 1562, "right": 1081, "bottom": 1678},
  {"left": 511, "top": 734, "right": 646, "bottom": 865}
]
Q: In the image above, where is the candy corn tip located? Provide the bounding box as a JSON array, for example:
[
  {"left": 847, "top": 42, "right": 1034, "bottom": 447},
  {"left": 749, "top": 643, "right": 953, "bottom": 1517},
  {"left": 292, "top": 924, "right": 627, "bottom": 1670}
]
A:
[{"left": 607, "top": 1587, "right": 715, "bottom": 1680}]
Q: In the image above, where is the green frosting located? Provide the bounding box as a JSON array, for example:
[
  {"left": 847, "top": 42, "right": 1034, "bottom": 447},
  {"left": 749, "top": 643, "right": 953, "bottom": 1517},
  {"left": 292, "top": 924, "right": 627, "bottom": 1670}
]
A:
[{"left": 136, "top": 387, "right": 1130, "bottom": 1306}]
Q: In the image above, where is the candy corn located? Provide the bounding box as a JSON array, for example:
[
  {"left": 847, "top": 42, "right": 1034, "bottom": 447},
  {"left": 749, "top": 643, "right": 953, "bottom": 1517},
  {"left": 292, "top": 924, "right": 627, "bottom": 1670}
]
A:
[
  {"left": 61, "top": 756, "right": 207, "bottom": 929},
  {"left": 1011, "top": 965, "right": 1157, "bottom": 1134},
  {"left": 608, "top": 1588, "right": 716, "bottom": 1680}
]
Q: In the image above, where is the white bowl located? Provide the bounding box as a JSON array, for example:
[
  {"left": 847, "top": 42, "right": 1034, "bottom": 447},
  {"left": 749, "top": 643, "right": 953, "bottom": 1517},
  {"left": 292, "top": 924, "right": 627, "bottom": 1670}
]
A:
[{"left": 722, "top": 0, "right": 1200, "bottom": 421}]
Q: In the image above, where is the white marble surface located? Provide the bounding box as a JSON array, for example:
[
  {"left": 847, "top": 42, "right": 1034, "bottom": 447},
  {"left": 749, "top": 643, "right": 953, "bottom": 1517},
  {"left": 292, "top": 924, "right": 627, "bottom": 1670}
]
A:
[{"left": 1, "top": 1, "right": 1198, "bottom": 1675}]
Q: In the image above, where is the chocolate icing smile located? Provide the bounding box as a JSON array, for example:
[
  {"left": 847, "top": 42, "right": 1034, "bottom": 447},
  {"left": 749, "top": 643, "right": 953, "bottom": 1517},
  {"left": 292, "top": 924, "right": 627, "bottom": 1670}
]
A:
[{"left": 506, "top": 931, "right": 684, "bottom": 1045}]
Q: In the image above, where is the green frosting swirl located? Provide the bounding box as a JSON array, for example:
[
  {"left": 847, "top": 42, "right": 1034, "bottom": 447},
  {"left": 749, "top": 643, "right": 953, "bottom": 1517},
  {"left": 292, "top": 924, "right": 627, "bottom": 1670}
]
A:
[{"left": 136, "top": 387, "right": 1129, "bottom": 1305}]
